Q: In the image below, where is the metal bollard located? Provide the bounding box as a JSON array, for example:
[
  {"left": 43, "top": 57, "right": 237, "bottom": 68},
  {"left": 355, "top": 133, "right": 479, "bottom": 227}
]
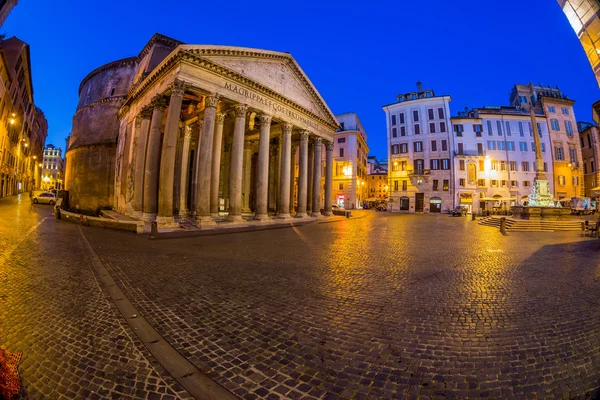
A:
[
  {"left": 54, "top": 205, "right": 61, "bottom": 220},
  {"left": 500, "top": 217, "right": 506, "bottom": 234},
  {"left": 151, "top": 221, "right": 158, "bottom": 235},
  {"left": 471, "top": 212, "right": 475, "bottom": 221}
]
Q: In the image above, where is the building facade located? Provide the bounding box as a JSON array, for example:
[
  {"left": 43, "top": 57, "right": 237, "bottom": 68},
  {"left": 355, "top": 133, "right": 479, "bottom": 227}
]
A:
[
  {"left": 0, "top": 37, "right": 47, "bottom": 198},
  {"left": 331, "top": 113, "right": 369, "bottom": 209},
  {"left": 383, "top": 83, "right": 454, "bottom": 213},
  {"left": 41, "top": 144, "right": 64, "bottom": 190},
  {"left": 452, "top": 107, "right": 555, "bottom": 212},
  {"left": 578, "top": 120, "right": 600, "bottom": 196},
  {"left": 510, "top": 83, "right": 584, "bottom": 199},
  {"left": 558, "top": 0, "right": 600, "bottom": 87},
  {"left": 66, "top": 34, "right": 339, "bottom": 225},
  {"left": 367, "top": 156, "right": 388, "bottom": 202}
]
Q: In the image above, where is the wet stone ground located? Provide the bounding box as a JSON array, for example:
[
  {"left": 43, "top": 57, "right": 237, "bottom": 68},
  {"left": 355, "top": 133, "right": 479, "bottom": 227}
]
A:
[{"left": 2, "top": 193, "right": 600, "bottom": 399}]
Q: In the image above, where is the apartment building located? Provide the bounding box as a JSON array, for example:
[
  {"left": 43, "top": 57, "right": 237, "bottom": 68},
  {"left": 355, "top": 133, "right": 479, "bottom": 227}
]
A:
[{"left": 41, "top": 144, "right": 64, "bottom": 190}]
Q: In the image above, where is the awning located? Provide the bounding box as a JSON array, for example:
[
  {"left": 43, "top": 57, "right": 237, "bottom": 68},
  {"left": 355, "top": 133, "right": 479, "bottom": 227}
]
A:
[
  {"left": 591, "top": 186, "right": 600, "bottom": 196},
  {"left": 480, "top": 197, "right": 514, "bottom": 201}
]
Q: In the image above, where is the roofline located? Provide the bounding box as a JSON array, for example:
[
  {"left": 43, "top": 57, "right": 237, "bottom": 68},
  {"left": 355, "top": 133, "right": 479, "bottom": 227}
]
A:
[{"left": 382, "top": 95, "right": 452, "bottom": 109}]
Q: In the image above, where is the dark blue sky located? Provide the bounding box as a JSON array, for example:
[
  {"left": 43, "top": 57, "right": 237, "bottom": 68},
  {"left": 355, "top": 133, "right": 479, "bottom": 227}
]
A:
[{"left": 4, "top": 0, "right": 600, "bottom": 158}]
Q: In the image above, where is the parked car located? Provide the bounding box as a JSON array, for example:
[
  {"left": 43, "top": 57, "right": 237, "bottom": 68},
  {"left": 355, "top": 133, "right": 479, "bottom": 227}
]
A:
[
  {"left": 375, "top": 203, "right": 387, "bottom": 211},
  {"left": 450, "top": 205, "right": 468, "bottom": 217},
  {"left": 332, "top": 204, "right": 345, "bottom": 211},
  {"left": 32, "top": 192, "right": 56, "bottom": 205}
]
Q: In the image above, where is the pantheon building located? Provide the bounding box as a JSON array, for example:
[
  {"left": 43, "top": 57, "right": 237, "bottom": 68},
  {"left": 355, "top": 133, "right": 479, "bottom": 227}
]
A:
[{"left": 65, "top": 34, "right": 339, "bottom": 226}]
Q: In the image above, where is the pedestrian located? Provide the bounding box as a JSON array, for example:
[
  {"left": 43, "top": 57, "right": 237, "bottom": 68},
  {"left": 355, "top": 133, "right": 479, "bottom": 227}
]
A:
[{"left": 29, "top": 190, "right": 33, "bottom": 201}]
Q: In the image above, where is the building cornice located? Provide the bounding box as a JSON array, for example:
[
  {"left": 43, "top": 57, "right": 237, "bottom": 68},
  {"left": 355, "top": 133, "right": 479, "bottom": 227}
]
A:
[
  {"left": 539, "top": 96, "right": 575, "bottom": 106},
  {"left": 74, "top": 96, "right": 125, "bottom": 117},
  {"left": 121, "top": 49, "right": 339, "bottom": 131},
  {"left": 78, "top": 58, "right": 137, "bottom": 95},
  {"left": 382, "top": 95, "right": 452, "bottom": 110}
]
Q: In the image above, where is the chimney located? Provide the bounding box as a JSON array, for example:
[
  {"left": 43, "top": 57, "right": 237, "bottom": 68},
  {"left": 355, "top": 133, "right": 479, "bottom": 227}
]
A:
[{"left": 416, "top": 81, "right": 423, "bottom": 92}]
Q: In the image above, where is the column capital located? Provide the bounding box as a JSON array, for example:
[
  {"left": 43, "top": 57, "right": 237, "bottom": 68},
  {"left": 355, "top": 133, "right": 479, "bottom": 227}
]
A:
[
  {"left": 270, "top": 146, "right": 279, "bottom": 157},
  {"left": 325, "top": 141, "right": 334, "bottom": 151},
  {"left": 135, "top": 116, "right": 143, "bottom": 128},
  {"left": 300, "top": 130, "right": 310, "bottom": 140},
  {"left": 313, "top": 137, "right": 323, "bottom": 146},
  {"left": 216, "top": 113, "right": 226, "bottom": 125},
  {"left": 171, "top": 79, "right": 187, "bottom": 97},
  {"left": 184, "top": 124, "right": 193, "bottom": 138},
  {"left": 140, "top": 105, "right": 153, "bottom": 119},
  {"left": 281, "top": 123, "right": 293, "bottom": 135},
  {"left": 259, "top": 114, "right": 272, "bottom": 126},
  {"left": 205, "top": 94, "right": 220, "bottom": 109},
  {"left": 244, "top": 140, "right": 255, "bottom": 150},
  {"left": 291, "top": 143, "right": 299, "bottom": 151},
  {"left": 151, "top": 94, "right": 168, "bottom": 110},
  {"left": 233, "top": 104, "right": 249, "bottom": 117}
]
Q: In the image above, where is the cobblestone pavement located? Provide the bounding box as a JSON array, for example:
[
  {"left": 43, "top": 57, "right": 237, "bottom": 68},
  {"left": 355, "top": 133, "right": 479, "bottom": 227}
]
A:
[
  {"left": 0, "top": 195, "right": 192, "bottom": 399},
  {"left": 77, "top": 209, "right": 600, "bottom": 399}
]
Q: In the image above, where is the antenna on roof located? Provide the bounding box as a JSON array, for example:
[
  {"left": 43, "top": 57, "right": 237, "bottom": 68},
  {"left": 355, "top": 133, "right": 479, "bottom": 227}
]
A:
[{"left": 416, "top": 81, "right": 423, "bottom": 92}]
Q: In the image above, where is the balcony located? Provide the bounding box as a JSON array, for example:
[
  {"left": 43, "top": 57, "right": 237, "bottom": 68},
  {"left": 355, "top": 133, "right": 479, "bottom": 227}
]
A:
[
  {"left": 408, "top": 168, "right": 430, "bottom": 177},
  {"left": 454, "top": 150, "right": 485, "bottom": 157}
]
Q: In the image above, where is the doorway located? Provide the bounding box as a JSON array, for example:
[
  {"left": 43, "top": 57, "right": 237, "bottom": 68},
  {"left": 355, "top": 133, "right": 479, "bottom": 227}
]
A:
[
  {"left": 415, "top": 193, "right": 424, "bottom": 212},
  {"left": 430, "top": 197, "right": 441, "bottom": 213}
]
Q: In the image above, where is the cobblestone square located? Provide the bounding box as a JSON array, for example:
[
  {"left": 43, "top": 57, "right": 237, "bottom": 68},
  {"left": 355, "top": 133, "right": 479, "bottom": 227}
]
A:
[{"left": 2, "top": 194, "right": 600, "bottom": 399}]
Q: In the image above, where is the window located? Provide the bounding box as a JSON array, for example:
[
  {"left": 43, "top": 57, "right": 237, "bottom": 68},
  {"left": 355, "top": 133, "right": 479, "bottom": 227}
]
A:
[
  {"left": 441, "top": 159, "right": 450, "bottom": 170},
  {"left": 487, "top": 120, "right": 493, "bottom": 136},
  {"left": 474, "top": 124, "right": 483, "bottom": 137},
  {"left": 414, "top": 141, "right": 423, "bottom": 152},
  {"left": 520, "top": 141, "right": 527, "bottom": 152},
  {"left": 477, "top": 143, "right": 484, "bottom": 155},
  {"left": 438, "top": 108, "right": 444, "bottom": 119},
  {"left": 511, "top": 180, "right": 518, "bottom": 187},
  {"left": 569, "top": 147, "right": 577, "bottom": 162},
  {"left": 454, "top": 124, "right": 464, "bottom": 136},
  {"left": 428, "top": 109, "right": 434, "bottom": 120},
  {"left": 537, "top": 123, "right": 543, "bottom": 137},
  {"left": 501, "top": 180, "right": 507, "bottom": 187},
  {"left": 110, "top": 88, "right": 116, "bottom": 96},
  {"left": 440, "top": 122, "right": 446, "bottom": 133},
  {"left": 443, "top": 180, "right": 449, "bottom": 191},
  {"left": 529, "top": 122, "right": 533, "bottom": 137},
  {"left": 558, "top": 175, "right": 566, "bottom": 185},
  {"left": 548, "top": 106, "right": 555, "bottom": 113},
  {"left": 391, "top": 115, "right": 397, "bottom": 125},
  {"left": 491, "top": 179, "right": 498, "bottom": 187},
  {"left": 498, "top": 141, "right": 505, "bottom": 151},
  {"left": 478, "top": 178, "right": 486, "bottom": 187},
  {"left": 585, "top": 162, "right": 588, "bottom": 174},
  {"left": 400, "top": 126, "right": 406, "bottom": 136},
  {"left": 394, "top": 181, "right": 399, "bottom": 191},
  {"left": 573, "top": 176, "right": 579, "bottom": 186},
  {"left": 592, "top": 158, "right": 596, "bottom": 173},
  {"left": 413, "top": 110, "right": 419, "bottom": 122},
  {"left": 459, "top": 178, "right": 465, "bottom": 187},
  {"left": 457, "top": 143, "right": 464, "bottom": 154},
  {"left": 523, "top": 181, "right": 530, "bottom": 187},
  {"left": 399, "top": 113, "right": 405, "bottom": 124},
  {"left": 488, "top": 140, "right": 496, "bottom": 151},
  {"left": 541, "top": 143, "right": 545, "bottom": 153},
  {"left": 491, "top": 160, "right": 498, "bottom": 171},
  {"left": 337, "top": 137, "right": 346, "bottom": 143},
  {"left": 544, "top": 162, "right": 548, "bottom": 172},
  {"left": 431, "top": 140, "right": 437, "bottom": 152},
  {"left": 518, "top": 121, "right": 524, "bottom": 137},
  {"left": 402, "top": 180, "right": 407, "bottom": 191},
  {"left": 432, "top": 179, "right": 439, "bottom": 191},
  {"left": 340, "top": 148, "right": 345, "bottom": 157},
  {"left": 459, "top": 160, "right": 465, "bottom": 171},
  {"left": 531, "top": 142, "right": 535, "bottom": 152},
  {"left": 497, "top": 120, "right": 503, "bottom": 136},
  {"left": 391, "top": 145, "right": 399, "bottom": 154},
  {"left": 429, "top": 122, "right": 436, "bottom": 133},
  {"left": 509, "top": 161, "right": 517, "bottom": 171},
  {"left": 519, "top": 95, "right": 527, "bottom": 105},
  {"left": 338, "top": 183, "right": 344, "bottom": 190},
  {"left": 588, "top": 134, "right": 592, "bottom": 148},
  {"left": 551, "top": 119, "right": 559, "bottom": 131},
  {"left": 392, "top": 128, "right": 397, "bottom": 138},
  {"left": 414, "top": 124, "right": 420, "bottom": 135},
  {"left": 414, "top": 159, "right": 424, "bottom": 174},
  {"left": 581, "top": 136, "right": 585, "bottom": 148},
  {"left": 561, "top": 107, "right": 569, "bottom": 115},
  {"left": 500, "top": 161, "right": 506, "bottom": 171},
  {"left": 565, "top": 121, "right": 573, "bottom": 137},
  {"left": 507, "top": 141, "right": 515, "bottom": 151},
  {"left": 430, "top": 159, "right": 440, "bottom": 170},
  {"left": 400, "top": 143, "right": 408, "bottom": 153},
  {"left": 441, "top": 140, "right": 447, "bottom": 151},
  {"left": 505, "top": 121, "right": 512, "bottom": 136},
  {"left": 555, "top": 146, "right": 564, "bottom": 160}
]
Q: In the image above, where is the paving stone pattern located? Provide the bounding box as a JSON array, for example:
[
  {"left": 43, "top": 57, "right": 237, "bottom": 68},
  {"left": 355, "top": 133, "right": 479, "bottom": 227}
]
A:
[
  {"left": 81, "top": 210, "right": 600, "bottom": 399},
  {"left": 0, "top": 195, "right": 192, "bottom": 399}
]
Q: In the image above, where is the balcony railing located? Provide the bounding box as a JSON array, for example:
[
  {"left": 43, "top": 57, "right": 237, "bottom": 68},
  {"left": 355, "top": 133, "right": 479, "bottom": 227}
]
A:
[{"left": 454, "top": 150, "right": 485, "bottom": 157}]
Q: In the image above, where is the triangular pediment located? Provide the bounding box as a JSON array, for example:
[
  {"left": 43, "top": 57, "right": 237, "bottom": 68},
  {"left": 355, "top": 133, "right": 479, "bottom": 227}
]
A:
[{"left": 180, "top": 45, "right": 338, "bottom": 127}]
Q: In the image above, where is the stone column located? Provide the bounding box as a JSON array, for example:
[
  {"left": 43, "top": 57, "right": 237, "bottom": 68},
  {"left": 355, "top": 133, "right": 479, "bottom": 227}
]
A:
[
  {"left": 190, "top": 120, "right": 202, "bottom": 216},
  {"left": 178, "top": 125, "right": 193, "bottom": 218},
  {"left": 255, "top": 114, "right": 272, "bottom": 221},
  {"left": 242, "top": 141, "right": 254, "bottom": 213},
  {"left": 277, "top": 123, "right": 293, "bottom": 218},
  {"left": 307, "top": 142, "right": 314, "bottom": 214},
  {"left": 268, "top": 142, "right": 279, "bottom": 211},
  {"left": 157, "top": 80, "right": 186, "bottom": 227},
  {"left": 195, "top": 94, "right": 219, "bottom": 226},
  {"left": 210, "top": 113, "right": 226, "bottom": 217},
  {"left": 132, "top": 105, "right": 152, "bottom": 218},
  {"left": 222, "top": 137, "right": 231, "bottom": 211},
  {"left": 311, "top": 137, "right": 323, "bottom": 217},
  {"left": 296, "top": 131, "right": 309, "bottom": 218},
  {"left": 290, "top": 144, "right": 298, "bottom": 213},
  {"left": 228, "top": 104, "right": 248, "bottom": 222},
  {"left": 324, "top": 141, "right": 334, "bottom": 216},
  {"left": 142, "top": 95, "right": 167, "bottom": 221}
]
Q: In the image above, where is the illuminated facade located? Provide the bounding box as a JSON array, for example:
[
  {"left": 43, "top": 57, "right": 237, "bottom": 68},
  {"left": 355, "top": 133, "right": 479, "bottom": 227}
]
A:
[
  {"left": 332, "top": 113, "right": 369, "bottom": 209},
  {"left": 41, "top": 144, "right": 64, "bottom": 190},
  {"left": 367, "top": 156, "right": 388, "bottom": 202},
  {"left": 558, "top": 0, "right": 600, "bottom": 86}
]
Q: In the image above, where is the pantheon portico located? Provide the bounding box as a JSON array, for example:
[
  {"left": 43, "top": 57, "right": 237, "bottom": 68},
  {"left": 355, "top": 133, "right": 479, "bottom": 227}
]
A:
[{"left": 65, "top": 34, "right": 338, "bottom": 226}]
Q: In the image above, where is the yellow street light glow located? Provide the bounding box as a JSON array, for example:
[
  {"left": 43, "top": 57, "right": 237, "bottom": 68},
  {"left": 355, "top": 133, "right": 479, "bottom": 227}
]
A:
[
  {"left": 38, "top": 163, "right": 42, "bottom": 167},
  {"left": 32, "top": 156, "right": 36, "bottom": 159},
  {"left": 9, "top": 119, "right": 15, "bottom": 125},
  {"left": 24, "top": 143, "right": 28, "bottom": 147}
]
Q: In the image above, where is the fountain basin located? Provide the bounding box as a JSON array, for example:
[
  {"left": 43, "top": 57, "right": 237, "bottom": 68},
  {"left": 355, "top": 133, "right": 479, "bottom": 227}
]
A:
[{"left": 511, "top": 206, "right": 572, "bottom": 220}]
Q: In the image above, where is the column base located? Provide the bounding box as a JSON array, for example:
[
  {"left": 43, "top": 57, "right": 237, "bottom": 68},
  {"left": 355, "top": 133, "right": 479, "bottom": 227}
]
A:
[
  {"left": 323, "top": 211, "right": 333, "bottom": 217},
  {"left": 254, "top": 214, "right": 271, "bottom": 222},
  {"left": 210, "top": 212, "right": 222, "bottom": 218},
  {"left": 156, "top": 216, "right": 179, "bottom": 228},
  {"left": 311, "top": 212, "right": 324, "bottom": 218},
  {"left": 195, "top": 215, "right": 217, "bottom": 227},
  {"left": 295, "top": 212, "right": 308, "bottom": 218},
  {"left": 242, "top": 207, "right": 252, "bottom": 213},
  {"left": 227, "top": 214, "right": 245, "bottom": 224},
  {"left": 277, "top": 213, "right": 293, "bottom": 220},
  {"left": 141, "top": 212, "right": 157, "bottom": 222},
  {"left": 131, "top": 210, "right": 143, "bottom": 219},
  {"left": 178, "top": 209, "right": 189, "bottom": 219}
]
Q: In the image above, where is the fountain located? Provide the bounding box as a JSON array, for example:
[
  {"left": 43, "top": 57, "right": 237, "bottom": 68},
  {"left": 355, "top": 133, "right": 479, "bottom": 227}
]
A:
[{"left": 511, "top": 107, "right": 571, "bottom": 219}]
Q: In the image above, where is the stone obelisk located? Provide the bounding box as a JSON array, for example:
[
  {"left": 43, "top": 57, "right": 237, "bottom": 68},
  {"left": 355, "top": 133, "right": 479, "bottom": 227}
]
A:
[{"left": 527, "top": 107, "right": 553, "bottom": 207}]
